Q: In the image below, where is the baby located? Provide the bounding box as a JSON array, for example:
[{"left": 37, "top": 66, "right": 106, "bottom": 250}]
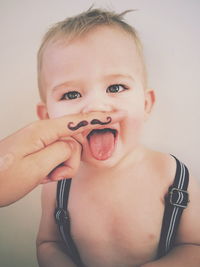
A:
[{"left": 36, "top": 8, "right": 200, "bottom": 267}]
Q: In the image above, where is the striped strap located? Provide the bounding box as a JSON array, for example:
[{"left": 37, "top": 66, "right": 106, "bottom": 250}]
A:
[
  {"left": 54, "top": 179, "right": 83, "bottom": 266},
  {"left": 157, "top": 155, "right": 189, "bottom": 258}
]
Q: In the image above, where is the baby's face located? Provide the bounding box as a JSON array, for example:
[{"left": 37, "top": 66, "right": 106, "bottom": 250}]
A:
[{"left": 38, "top": 26, "right": 154, "bottom": 166}]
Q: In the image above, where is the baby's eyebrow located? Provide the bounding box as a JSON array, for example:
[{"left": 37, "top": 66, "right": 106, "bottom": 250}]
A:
[
  {"left": 103, "top": 73, "right": 135, "bottom": 82},
  {"left": 51, "top": 73, "right": 134, "bottom": 93},
  {"left": 52, "top": 80, "right": 78, "bottom": 93}
]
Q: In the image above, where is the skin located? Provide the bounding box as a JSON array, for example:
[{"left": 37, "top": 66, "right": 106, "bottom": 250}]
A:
[
  {"left": 0, "top": 112, "right": 122, "bottom": 207},
  {"left": 0, "top": 153, "right": 14, "bottom": 171},
  {"left": 36, "top": 25, "right": 200, "bottom": 267}
]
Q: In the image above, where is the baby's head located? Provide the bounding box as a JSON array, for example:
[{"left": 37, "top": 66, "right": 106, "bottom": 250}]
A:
[
  {"left": 36, "top": 7, "right": 155, "bottom": 166},
  {"left": 37, "top": 7, "right": 147, "bottom": 103}
]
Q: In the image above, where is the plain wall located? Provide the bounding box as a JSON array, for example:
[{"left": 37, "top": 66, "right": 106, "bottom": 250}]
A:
[{"left": 0, "top": 0, "right": 199, "bottom": 266}]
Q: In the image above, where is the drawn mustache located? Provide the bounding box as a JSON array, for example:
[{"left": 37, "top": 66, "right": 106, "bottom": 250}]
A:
[
  {"left": 67, "top": 120, "right": 89, "bottom": 131},
  {"left": 90, "top": 117, "right": 112, "bottom": 125},
  {"left": 67, "top": 117, "right": 112, "bottom": 131}
]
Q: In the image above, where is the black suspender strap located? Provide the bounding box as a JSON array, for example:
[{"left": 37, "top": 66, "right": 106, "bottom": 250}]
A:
[
  {"left": 54, "top": 179, "right": 84, "bottom": 266},
  {"left": 157, "top": 155, "right": 190, "bottom": 258}
]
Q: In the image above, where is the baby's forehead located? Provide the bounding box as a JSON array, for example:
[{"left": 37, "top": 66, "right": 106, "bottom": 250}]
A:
[
  {"left": 40, "top": 25, "right": 147, "bottom": 95},
  {"left": 42, "top": 25, "right": 143, "bottom": 69},
  {"left": 43, "top": 29, "right": 141, "bottom": 71}
]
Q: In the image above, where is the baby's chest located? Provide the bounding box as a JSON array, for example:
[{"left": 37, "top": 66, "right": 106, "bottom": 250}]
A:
[{"left": 68, "top": 184, "right": 164, "bottom": 266}]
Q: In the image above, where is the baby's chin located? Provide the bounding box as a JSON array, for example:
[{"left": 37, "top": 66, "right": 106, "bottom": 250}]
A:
[{"left": 81, "top": 155, "right": 118, "bottom": 169}]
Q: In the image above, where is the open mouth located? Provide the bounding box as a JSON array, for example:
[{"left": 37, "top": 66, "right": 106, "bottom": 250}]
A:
[
  {"left": 87, "top": 128, "right": 118, "bottom": 161},
  {"left": 87, "top": 128, "right": 117, "bottom": 139}
]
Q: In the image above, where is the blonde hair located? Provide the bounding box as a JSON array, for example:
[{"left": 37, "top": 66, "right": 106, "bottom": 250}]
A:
[{"left": 37, "top": 7, "right": 146, "bottom": 101}]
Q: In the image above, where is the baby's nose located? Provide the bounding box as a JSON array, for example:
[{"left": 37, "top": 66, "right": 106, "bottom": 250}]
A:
[{"left": 81, "top": 95, "right": 113, "bottom": 114}]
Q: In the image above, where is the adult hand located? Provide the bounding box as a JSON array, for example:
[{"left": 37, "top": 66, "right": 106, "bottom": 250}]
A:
[{"left": 0, "top": 111, "right": 124, "bottom": 207}]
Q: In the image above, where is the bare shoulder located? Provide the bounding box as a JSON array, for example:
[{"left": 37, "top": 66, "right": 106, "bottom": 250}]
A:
[{"left": 144, "top": 149, "right": 177, "bottom": 187}]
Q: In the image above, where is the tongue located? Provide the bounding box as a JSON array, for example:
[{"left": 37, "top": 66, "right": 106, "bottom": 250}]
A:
[{"left": 88, "top": 131, "right": 115, "bottom": 160}]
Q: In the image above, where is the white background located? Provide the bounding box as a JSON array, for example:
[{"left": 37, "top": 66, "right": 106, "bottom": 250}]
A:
[{"left": 0, "top": 0, "right": 199, "bottom": 266}]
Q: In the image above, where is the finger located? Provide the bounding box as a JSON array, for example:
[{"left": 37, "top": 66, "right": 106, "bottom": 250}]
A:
[
  {"left": 34, "top": 110, "right": 125, "bottom": 146},
  {"left": 16, "top": 110, "right": 126, "bottom": 157},
  {"left": 48, "top": 140, "right": 81, "bottom": 181},
  {"left": 58, "top": 110, "right": 125, "bottom": 135},
  {"left": 24, "top": 141, "right": 73, "bottom": 181}
]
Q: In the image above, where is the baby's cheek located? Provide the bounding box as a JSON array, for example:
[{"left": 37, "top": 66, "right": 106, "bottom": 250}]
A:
[
  {"left": 121, "top": 113, "right": 145, "bottom": 142},
  {"left": 129, "top": 117, "right": 144, "bottom": 133},
  {"left": 126, "top": 107, "right": 145, "bottom": 124},
  {"left": 46, "top": 103, "right": 72, "bottom": 119}
]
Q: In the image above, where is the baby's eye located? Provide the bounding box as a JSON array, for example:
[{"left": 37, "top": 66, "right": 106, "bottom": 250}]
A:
[
  {"left": 61, "top": 91, "right": 81, "bottom": 100},
  {"left": 106, "top": 84, "right": 128, "bottom": 94}
]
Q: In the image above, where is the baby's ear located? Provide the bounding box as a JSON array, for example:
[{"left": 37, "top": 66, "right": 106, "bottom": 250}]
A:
[
  {"left": 36, "top": 102, "right": 49, "bottom": 120},
  {"left": 144, "top": 89, "right": 155, "bottom": 120}
]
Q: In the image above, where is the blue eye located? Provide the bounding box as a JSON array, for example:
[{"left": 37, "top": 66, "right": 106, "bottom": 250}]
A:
[
  {"left": 61, "top": 91, "right": 81, "bottom": 100},
  {"left": 106, "top": 84, "right": 128, "bottom": 93}
]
